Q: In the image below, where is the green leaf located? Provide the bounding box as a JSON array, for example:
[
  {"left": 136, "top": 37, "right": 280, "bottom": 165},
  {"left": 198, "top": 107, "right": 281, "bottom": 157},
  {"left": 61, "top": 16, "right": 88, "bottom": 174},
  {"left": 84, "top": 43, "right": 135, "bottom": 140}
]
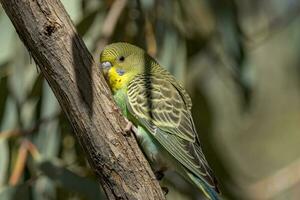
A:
[
  {"left": 31, "top": 82, "right": 61, "bottom": 199},
  {"left": 83, "top": 13, "right": 105, "bottom": 51},
  {"left": 0, "top": 75, "right": 8, "bottom": 125},
  {"left": 76, "top": 10, "right": 99, "bottom": 37},
  {"left": 0, "top": 12, "right": 15, "bottom": 66},
  {"left": 27, "top": 74, "right": 43, "bottom": 100},
  {"left": 0, "top": 184, "right": 30, "bottom": 200},
  {"left": 37, "top": 159, "right": 104, "bottom": 200},
  {"left": 158, "top": 29, "right": 187, "bottom": 83},
  {"left": 0, "top": 140, "right": 9, "bottom": 187},
  {"left": 1, "top": 96, "right": 17, "bottom": 130},
  {"left": 8, "top": 37, "right": 38, "bottom": 105},
  {"left": 61, "top": 0, "right": 82, "bottom": 23},
  {"left": 34, "top": 81, "right": 60, "bottom": 158},
  {"left": 140, "top": 0, "right": 155, "bottom": 11},
  {"left": 32, "top": 177, "right": 56, "bottom": 200}
]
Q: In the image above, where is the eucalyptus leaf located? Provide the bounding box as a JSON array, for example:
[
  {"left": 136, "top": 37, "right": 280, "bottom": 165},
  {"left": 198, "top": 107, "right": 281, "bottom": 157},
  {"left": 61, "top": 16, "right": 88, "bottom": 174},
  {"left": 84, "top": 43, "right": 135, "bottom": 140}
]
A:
[
  {"left": 158, "top": 29, "right": 187, "bottom": 83},
  {"left": 76, "top": 9, "right": 99, "bottom": 36},
  {"left": 0, "top": 12, "right": 15, "bottom": 66},
  {"left": 0, "top": 140, "right": 9, "bottom": 187},
  {"left": 0, "top": 183, "right": 30, "bottom": 200},
  {"left": 8, "top": 38, "right": 38, "bottom": 104},
  {"left": 83, "top": 13, "right": 105, "bottom": 51},
  {"left": 27, "top": 74, "right": 43, "bottom": 100},
  {"left": 31, "top": 82, "right": 60, "bottom": 200},
  {"left": 0, "top": 76, "right": 8, "bottom": 126},
  {"left": 20, "top": 99, "right": 39, "bottom": 129},
  {"left": 34, "top": 81, "right": 60, "bottom": 158},
  {"left": 32, "top": 177, "right": 56, "bottom": 200},
  {"left": 37, "top": 159, "right": 104, "bottom": 200},
  {"left": 139, "top": 0, "right": 155, "bottom": 11},
  {"left": 61, "top": 0, "right": 82, "bottom": 23},
  {"left": 1, "top": 96, "right": 17, "bottom": 130}
]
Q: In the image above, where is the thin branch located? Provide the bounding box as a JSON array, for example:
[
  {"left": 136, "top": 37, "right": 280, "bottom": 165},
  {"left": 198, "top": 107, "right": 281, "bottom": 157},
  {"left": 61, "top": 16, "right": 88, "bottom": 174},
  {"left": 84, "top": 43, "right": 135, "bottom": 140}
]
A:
[
  {"left": 9, "top": 140, "right": 29, "bottom": 186},
  {"left": 0, "top": 113, "right": 59, "bottom": 139},
  {"left": 25, "top": 139, "right": 41, "bottom": 160}
]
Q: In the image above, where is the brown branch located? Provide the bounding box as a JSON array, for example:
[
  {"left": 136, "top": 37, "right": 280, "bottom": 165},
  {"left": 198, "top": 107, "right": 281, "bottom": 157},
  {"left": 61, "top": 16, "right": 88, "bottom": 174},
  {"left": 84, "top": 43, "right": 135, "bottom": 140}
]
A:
[{"left": 0, "top": 0, "right": 164, "bottom": 199}]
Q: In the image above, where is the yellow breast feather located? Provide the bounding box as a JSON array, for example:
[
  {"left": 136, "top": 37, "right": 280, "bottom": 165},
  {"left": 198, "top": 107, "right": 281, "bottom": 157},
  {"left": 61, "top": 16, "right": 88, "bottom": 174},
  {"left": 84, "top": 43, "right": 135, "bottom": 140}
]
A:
[{"left": 108, "top": 67, "right": 130, "bottom": 93}]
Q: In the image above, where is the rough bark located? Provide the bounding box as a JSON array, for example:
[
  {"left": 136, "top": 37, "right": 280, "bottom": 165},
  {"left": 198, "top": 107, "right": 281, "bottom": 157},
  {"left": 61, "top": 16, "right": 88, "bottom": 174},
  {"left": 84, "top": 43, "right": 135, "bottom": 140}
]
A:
[{"left": 0, "top": 0, "right": 165, "bottom": 199}]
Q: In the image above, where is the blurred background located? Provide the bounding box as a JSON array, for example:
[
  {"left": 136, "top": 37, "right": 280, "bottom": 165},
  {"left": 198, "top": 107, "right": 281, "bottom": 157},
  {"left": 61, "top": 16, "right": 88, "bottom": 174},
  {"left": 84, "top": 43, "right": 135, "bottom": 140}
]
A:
[{"left": 0, "top": 0, "right": 300, "bottom": 199}]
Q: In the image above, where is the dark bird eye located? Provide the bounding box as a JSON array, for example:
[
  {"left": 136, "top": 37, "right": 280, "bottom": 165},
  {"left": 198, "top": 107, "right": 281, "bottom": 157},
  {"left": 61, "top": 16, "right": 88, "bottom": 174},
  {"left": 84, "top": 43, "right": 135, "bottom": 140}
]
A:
[{"left": 118, "top": 56, "right": 125, "bottom": 62}]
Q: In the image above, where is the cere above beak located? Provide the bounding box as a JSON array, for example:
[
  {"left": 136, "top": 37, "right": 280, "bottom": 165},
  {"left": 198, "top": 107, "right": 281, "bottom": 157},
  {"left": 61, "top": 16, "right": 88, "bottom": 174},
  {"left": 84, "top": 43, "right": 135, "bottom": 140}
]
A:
[{"left": 101, "top": 61, "right": 112, "bottom": 69}]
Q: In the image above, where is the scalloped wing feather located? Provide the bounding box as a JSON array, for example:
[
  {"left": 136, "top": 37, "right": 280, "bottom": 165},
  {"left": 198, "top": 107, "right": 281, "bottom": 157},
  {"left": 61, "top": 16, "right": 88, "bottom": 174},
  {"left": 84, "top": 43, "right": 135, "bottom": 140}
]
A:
[{"left": 126, "top": 72, "right": 217, "bottom": 189}]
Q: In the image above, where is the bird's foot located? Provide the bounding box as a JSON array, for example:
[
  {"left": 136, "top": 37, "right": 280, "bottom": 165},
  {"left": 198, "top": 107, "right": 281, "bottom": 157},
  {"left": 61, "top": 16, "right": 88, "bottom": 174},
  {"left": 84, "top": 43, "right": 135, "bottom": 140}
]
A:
[
  {"left": 123, "top": 120, "right": 133, "bottom": 136},
  {"left": 161, "top": 187, "right": 169, "bottom": 195},
  {"left": 109, "top": 105, "right": 119, "bottom": 114},
  {"left": 154, "top": 171, "right": 165, "bottom": 181}
]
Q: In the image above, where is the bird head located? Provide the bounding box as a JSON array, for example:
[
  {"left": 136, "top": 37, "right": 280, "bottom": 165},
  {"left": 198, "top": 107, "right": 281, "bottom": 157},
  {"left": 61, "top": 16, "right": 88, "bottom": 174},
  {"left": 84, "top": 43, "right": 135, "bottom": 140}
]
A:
[{"left": 100, "top": 42, "right": 152, "bottom": 93}]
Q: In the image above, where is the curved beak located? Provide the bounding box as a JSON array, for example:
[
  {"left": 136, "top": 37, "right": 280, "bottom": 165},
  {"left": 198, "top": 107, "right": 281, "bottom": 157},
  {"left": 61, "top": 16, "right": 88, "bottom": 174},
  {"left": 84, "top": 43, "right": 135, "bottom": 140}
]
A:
[
  {"left": 101, "top": 61, "right": 112, "bottom": 69},
  {"left": 100, "top": 61, "right": 112, "bottom": 79}
]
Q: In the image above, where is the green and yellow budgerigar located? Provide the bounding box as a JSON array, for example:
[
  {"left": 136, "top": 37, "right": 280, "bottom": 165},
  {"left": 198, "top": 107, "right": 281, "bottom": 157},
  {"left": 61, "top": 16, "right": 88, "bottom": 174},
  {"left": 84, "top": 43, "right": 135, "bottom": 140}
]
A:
[{"left": 100, "top": 42, "right": 220, "bottom": 200}]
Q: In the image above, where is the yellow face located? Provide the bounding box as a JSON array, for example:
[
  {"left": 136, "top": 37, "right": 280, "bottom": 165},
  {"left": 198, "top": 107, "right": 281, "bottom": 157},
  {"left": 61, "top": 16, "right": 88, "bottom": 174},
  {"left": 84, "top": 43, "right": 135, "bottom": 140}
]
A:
[
  {"left": 100, "top": 43, "right": 146, "bottom": 93},
  {"left": 100, "top": 53, "right": 135, "bottom": 93},
  {"left": 105, "top": 66, "right": 132, "bottom": 93}
]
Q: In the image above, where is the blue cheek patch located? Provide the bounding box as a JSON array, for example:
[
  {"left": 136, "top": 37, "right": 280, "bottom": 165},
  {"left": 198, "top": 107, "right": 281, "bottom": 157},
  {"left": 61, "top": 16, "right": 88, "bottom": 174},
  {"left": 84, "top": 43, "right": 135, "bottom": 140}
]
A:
[{"left": 116, "top": 69, "right": 125, "bottom": 76}]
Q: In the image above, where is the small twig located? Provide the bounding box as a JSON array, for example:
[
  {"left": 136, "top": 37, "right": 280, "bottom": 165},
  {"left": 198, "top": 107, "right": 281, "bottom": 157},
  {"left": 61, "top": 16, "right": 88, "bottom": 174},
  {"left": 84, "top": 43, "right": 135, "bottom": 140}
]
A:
[
  {"left": 0, "top": 129, "right": 22, "bottom": 139},
  {"left": 9, "top": 140, "right": 29, "bottom": 186},
  {"left": 93, "top": 0, "right": 128, "bottom": 57},
  {"left": 0, "top": 113, "right": 60, "bottom": 140},
  {"left": 248, "top": 159, "right": 300, "bottom": 199},
  {"left": 23, "top": 113, "right": 60, "bottom": 135},
  {"left": 25, "top": 139, "right": 41, "bottom": 160},
  {"left": 8, "top": 139, "right": 41, "bottom": 187}
]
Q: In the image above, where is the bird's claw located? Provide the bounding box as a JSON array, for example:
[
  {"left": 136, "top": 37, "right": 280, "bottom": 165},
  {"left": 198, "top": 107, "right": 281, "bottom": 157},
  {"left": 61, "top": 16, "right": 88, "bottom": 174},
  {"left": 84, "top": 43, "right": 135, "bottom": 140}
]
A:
[
  {"left": 161, "top": 187, "right": 169, "bottom": 195},
  {"left": 123, "top": 120, "right": 133, "bottom": 136},
  {"left": 155, "top": 171, "right": 165, "bottom": 181}
]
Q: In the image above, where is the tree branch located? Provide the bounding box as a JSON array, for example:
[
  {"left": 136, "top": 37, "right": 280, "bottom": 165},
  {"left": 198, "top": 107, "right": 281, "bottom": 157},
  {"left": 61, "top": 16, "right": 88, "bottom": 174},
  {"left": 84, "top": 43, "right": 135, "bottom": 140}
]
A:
[{"left": 0, "top": 0, "right": 165, "bottom": 199}]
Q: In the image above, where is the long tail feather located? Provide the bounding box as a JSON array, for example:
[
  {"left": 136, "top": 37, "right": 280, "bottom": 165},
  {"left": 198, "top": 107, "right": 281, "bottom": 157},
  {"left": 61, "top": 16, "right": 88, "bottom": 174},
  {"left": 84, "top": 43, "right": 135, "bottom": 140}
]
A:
[{"left": 186, "top": 171, "right": 220, "bottom": 200}]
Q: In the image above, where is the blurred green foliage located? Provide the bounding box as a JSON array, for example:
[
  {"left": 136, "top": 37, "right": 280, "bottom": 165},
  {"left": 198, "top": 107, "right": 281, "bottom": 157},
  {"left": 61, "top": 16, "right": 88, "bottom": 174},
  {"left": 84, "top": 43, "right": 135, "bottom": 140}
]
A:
[{"left": 1, "top": 0, "right": 300, "bottom": 200}]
